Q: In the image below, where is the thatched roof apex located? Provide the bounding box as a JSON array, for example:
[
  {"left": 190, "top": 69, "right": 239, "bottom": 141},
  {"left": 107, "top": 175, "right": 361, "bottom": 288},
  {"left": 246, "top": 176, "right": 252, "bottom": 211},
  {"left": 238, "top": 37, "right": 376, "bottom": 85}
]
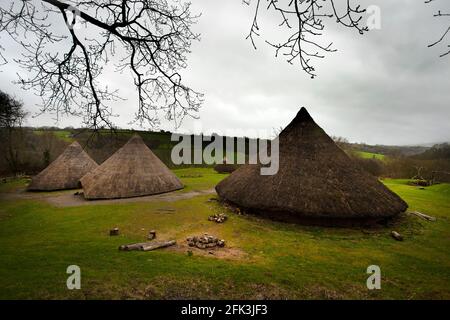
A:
[
  {"left": 80, "top": 134, "right": 183, "bottom": 199},
  {"left": 28, "top": 141, "right": 98, "bottom": 191},
  {"left": 288, "top": 106, "right": 313, "bottom": 125},
  {"left": 215, "top": 107, "right": 408, "bottom": 220}
]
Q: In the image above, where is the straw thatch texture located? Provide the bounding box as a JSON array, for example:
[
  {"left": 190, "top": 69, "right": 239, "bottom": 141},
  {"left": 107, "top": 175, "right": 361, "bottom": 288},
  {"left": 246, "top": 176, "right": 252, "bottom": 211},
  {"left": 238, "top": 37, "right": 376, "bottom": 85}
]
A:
[
  {"left": 215, "top": 107, "right": 408, "bottom": 220},
  {"left": 80, "top": 135, "right": 183, "bottom": 199},
  {"left": 28, "top": 141, "right": 98, "bottom": 191}
]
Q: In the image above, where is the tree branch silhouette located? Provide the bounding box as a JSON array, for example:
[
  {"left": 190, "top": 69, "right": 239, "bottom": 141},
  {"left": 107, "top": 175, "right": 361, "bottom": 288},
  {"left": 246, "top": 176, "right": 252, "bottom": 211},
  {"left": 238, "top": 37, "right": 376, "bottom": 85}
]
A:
[
  {"left": 0, "top": 0, "right": 203, "bottom": 129},
  {"left": 426, "top": 0, "right": 450, "bottom": 57},
  {"left": 243, "top": 0, "right": 368, "bottom": 78}
]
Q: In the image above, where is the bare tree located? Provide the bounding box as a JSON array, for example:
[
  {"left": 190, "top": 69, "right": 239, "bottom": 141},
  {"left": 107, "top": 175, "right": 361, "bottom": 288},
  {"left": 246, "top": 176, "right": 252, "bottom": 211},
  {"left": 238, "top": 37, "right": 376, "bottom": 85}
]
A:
[
  {"left": 0, "top": 90, "right": 27, "bottom": 129},
  {"left": 0, "top": 0, "right": 203, "bottom": 130},
  {"left": 243, "top": 0, "right": 369, "bottom": 78},
  {"left": 331, "top": 135, "right": 350, "bottom": 150},
  {"left": 0, "top": 89, "right": 28, "bottom": 173},
  {"left": 426, "top": 0, "right": 450, "bottom": 57},
  {"left": 412, "top": 165, "right": 425, "bottom": 180}
]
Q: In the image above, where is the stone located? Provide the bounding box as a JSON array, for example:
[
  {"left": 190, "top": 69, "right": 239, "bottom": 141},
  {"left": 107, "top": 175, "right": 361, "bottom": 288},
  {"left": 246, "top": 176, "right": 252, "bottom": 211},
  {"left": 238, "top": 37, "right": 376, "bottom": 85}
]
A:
[
  {"left": 186, "top": 234, "right": 226, "bottom": 249},
  {"left": 391, "top": 231, "right": 403, "bottom": 241},
  {"left": 208, "top": 213, "right": 229, "bottom": 223}
]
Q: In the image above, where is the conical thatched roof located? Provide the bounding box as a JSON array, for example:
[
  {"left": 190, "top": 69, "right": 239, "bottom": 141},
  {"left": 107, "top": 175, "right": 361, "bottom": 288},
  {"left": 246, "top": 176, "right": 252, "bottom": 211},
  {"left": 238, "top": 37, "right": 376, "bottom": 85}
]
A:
[
  {"left": 215, "top": 107, "right": 408, "bottom": 221},
  {"left": 80, "top": 134, "right": 183, "bottom": 199},
  {"left": 28, "top": 141, "right": 98, "bottom": 191}
]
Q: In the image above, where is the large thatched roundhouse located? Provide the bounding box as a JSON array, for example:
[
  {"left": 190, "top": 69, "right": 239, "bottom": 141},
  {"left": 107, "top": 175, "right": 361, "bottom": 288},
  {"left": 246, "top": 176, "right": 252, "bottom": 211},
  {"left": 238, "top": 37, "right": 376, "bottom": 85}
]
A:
[
  {"left": 80, "top": 134, "right": 183, "bottom": 199},
  {"left": 215, "top": 107, "right": 408, "bottom": 223},
  {"left": 28, "top": 141, "right": 98, "bottom": 191}
]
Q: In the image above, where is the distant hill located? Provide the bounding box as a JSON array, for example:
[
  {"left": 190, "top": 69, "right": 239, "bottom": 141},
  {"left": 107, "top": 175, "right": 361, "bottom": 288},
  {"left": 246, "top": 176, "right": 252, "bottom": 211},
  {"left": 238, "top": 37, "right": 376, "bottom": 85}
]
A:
[
  {"left": 349, "top": 143, "right": 429, "bottom": 157},
  {"left": 29, "top": 126, "right": 437, "bottom": 160},
  {"left": 406, "top": 141, "right": 450, "bottom": 148},
  {"left": 411, "top": 143, "right": 450, "bottom": 160}
]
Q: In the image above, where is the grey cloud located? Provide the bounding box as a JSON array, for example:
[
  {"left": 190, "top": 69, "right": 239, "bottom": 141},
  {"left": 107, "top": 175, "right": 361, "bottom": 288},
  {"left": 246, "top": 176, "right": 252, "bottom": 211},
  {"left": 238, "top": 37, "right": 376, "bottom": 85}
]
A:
[{"left": 1, "top": 0, "right": 449, "bottom": 145}]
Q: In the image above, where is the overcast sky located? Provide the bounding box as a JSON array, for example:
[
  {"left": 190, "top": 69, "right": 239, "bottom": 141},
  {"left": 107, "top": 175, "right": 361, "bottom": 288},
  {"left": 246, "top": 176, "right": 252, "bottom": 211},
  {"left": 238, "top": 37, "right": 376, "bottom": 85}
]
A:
[{"left": 1, "top": 0, "right": 449, "bottom": 145}]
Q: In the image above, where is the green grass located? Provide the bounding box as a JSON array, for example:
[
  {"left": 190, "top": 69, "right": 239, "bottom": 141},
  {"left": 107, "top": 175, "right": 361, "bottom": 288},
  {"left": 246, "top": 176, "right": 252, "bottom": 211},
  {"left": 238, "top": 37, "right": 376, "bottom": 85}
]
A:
[
  {"left": 33, "top": 130, "right": 74, "bottom": 142},
  {"left": 354, "top": 151, "right": 386, "bottom": 160},
  {"left": 0, "top": 178, "right": 29, "bottom": 193},
  {"left": 0, "top": 169, "right": 449, "bottom": 299},
  {"left": 173, "top": 168, "right": 225, "bottom": 192}
]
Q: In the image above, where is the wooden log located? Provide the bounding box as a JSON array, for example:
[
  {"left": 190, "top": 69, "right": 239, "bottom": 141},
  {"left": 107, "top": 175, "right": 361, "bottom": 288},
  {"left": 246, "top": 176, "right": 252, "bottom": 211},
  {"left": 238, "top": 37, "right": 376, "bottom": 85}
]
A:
[
  {"left": 391, "top": 231, "right": 403, "bottom": 241},
  {"left": 140, "top": 240, "right": 176, "bottom": 251},
  {"left": 119, "top": 242, "right": 149, "bottom": 251},
  {"left": 157, "top": 208, "right": 176, "bottom": 213},
  {"left": 409, "top": 211, "right": 436, "bottom": 222}
]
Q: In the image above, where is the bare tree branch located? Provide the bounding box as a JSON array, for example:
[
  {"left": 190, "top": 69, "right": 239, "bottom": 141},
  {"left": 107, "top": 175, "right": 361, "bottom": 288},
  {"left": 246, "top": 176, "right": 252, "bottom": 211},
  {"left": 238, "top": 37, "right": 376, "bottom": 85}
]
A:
[
  {"left": 0, "top": 0, "right": 203, "bottom": 130},
  {"left": 243, "top": 0, "right": 368, "bottom": 78},
  {"left": 426, "top": 0, "right": 450, "bottom": 57}
]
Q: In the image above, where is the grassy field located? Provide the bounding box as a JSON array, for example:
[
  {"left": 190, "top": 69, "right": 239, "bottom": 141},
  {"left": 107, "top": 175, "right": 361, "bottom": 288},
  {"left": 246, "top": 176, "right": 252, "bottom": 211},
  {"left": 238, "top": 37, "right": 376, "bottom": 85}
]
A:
[
  {"left": 33, "top": 130, "right": 75, "bottom": 143},
  {"left": 354, "top": 151, "right": 386, "bottom": 160},
  {"left": 29, "top": 129, "right": 248, "bottom": 169},
  {"left": 0, "top": 169, "right": 449, "bottom": 299}
]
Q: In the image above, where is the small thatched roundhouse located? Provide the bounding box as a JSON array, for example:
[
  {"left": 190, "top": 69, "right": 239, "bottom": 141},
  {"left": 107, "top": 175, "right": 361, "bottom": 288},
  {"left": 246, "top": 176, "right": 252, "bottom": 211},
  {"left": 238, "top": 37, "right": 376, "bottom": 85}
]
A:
[
  {"left": 80, "top": 134, "right": 183, "bottom": 199},
  {"left": 28, "top": 141, "right": 98, "bottom": 191},
  {"left": 215, "top": 107, "right": 408, "bottom": 223}
]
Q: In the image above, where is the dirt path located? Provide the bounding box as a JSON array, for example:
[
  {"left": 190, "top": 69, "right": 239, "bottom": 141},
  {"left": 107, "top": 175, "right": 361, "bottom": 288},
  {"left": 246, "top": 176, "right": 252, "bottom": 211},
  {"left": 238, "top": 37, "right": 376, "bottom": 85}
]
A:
[
  {"left": 0, "top": 188, "right": 73, "bottom": 201},
  {"left": 0, "top": 188, "right": 216, "bottom": 207}
]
